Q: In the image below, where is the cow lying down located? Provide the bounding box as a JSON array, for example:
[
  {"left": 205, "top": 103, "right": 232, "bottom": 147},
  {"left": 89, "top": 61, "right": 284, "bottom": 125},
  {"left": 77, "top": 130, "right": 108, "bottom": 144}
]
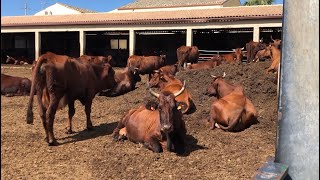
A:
[
  {"left": 207, "top": 73, "right": 258, "bottom": 132},
  {"left": 1, "top": 73, "right": 31, "bottom": 97},
  {"left": 112, "top": 82, "right": 187, "bottom": 154}
]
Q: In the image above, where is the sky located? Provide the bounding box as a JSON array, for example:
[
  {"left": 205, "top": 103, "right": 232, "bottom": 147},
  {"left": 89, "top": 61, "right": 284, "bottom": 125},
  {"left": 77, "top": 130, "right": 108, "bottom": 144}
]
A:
[{"left": 1, "top": 0, "right": 284, "bottom": 17}]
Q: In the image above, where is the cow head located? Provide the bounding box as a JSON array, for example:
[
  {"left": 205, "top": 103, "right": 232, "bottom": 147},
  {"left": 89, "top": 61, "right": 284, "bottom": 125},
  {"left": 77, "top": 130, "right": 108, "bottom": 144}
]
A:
[
  {"left": 6, "top": 55, "right": 14, "bottom": 64},
  {"left": 206, "top": 72, "right": 226, "bottom": 96},
  {"left": 270, "top": 35, "right": 282, "bottom": 49},
  {"left": 148, "top": 70, "right": 165, "bottom": 88},
  {"left": 147, "top": 81, "right": 186, "bottom": 132},
  {"left": 232, "top": 48, "right": 244, "bottom": 63},
  {"left": 128, "top": 67, "right": 141, "bottom": 82},
  {"left": 93, "top": 63, "right": 117, "bottom": 91}
]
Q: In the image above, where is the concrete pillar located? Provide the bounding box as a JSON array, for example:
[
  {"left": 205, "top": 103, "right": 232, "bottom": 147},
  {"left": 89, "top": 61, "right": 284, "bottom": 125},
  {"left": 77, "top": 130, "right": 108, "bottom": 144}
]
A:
[
  {"left": 79, "top": 30, "right": 86, "bottom": 56},
  {"left": 253, "top": 26, "right": 260, "bottom": 42},
  {"left": 35, "top": 31, "right": 41, "bottom": 60},
  {"left": 186, "top": 28, "right": 193, "bottom": 46},
  {"left": 129, "top": 29, "right": 135, "bottom": 56},
  {"left": 275, "top": 0, "right": 319, "bottom": 179}
]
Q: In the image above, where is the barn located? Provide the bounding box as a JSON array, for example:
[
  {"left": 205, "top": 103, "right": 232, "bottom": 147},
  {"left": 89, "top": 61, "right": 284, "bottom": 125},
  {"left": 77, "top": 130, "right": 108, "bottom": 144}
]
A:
[{"left": 1, "top": 0, "right": 283, "bottom": 66}]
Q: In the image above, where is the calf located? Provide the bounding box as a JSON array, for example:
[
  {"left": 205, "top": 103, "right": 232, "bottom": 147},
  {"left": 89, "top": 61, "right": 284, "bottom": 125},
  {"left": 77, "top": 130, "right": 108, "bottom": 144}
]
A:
[
  {"left": 149, "top": 72, "right": 195, "bottom": 114},
  {"left": 1, "top": 73, "right": 31, "bottom": 97},
  {"left": 26, "top": 52, "right": 116, "bottom": 146},
  {"left": 112, "top": 82, "right": 187, "bottom": 154},
  {"left": 206, "top": 73, "right": 258, "bottom": 131}
]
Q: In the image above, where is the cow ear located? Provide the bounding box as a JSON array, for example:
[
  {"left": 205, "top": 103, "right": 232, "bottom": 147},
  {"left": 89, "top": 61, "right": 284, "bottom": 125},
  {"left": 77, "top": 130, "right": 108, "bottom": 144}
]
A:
[
  {"left": 145, "top": 101, "right": 158, "bottom": 111},
  {"left": 176, "top": 102, "right": 187, "bottom": 111}
]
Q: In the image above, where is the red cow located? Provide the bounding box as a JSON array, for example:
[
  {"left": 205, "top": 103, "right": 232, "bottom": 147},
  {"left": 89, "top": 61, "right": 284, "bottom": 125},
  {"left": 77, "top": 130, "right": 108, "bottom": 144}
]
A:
[
  {"left": 149, "top": 72, "right": 195, "bottom": 114},
  {"left": 1, "top": 73, "right": 31, "bottom": 97},
  {"left": 112, "top": 83, "right": 187, "bottom": 154},
  {"left": 176, "top": 46, "right": 199, "bottom": 70},
  {"left": 221, "top": 47, "right": 244, "bottom": 64},
  {"left": 127, "top": 55, "right": 166, "bottom": 75},
  {"left": 206, "top": 73, "right": 258, "bottom": 132},
  {"left": 26, "top": 52, "right": 116, "bottom": 145},
  {"left": 186, "top": 56, "right": 222, "bottom": 70},
  {"left": 101, "top": 67, "right": 141, "bottom": 97}
]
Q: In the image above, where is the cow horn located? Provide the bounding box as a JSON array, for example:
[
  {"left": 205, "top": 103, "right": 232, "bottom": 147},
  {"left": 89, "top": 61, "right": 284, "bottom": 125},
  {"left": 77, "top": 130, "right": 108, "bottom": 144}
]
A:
[
  {"left": 211, "top": 75, "right": 217, "bottom": 78},
  {"left": 6, "top": 55, "right": 9, "bottom": 58},
  {"left": 241, "top": 47, "right": 244, "bottom": 50},
  {"left": 153, "top": 70, "right": 160, "bottom": 73},
  {"left": 134, "top": 68, "right": 139, "bottom": 70},
  {"left": 222, "top": 72, "right": 226, "bottom": 78},
  {"left": 147, "top": 81, "right": 160, "bottom": 98},
  {"left": 270, "top": 35, "right": 275, "bottom": 41},
  {"left": 173, "top": 81, "right": 186, "bottom": 97}
]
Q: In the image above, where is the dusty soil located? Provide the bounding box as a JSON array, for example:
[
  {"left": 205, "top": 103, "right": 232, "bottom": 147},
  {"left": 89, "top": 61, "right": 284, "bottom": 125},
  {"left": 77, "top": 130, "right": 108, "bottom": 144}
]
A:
[{"left": 1, "top": 61, "right": 278, "bottom": 180}]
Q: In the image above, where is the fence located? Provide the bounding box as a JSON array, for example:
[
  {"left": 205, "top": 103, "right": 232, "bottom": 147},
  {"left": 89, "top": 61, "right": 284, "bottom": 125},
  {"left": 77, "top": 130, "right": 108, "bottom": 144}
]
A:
[{"left": 198, "top": 49, "right": 247, "bottom": 61}]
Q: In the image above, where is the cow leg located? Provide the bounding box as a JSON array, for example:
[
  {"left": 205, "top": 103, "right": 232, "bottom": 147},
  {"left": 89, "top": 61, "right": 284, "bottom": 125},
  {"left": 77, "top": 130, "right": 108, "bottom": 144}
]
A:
[
  {"left": 144, "top": 136, "right": 163, "bottom": 153},
  {"left": 37, "top": 92, "right": 49, "bottom": 142},
  {"left": 66, "top": 101, "right": 75, "bottom": 134},
  {"left": 112, "top": 120, "right": 126, "bottom": 141},
  {"left": 46, "top": 94, "right": 62, "bottom": 146},
  {"left": 84, "top": 100, "right": 94, "bottom": 131},
  {"left": 209, "top": 112, "right": 216, "bottom": 130}
]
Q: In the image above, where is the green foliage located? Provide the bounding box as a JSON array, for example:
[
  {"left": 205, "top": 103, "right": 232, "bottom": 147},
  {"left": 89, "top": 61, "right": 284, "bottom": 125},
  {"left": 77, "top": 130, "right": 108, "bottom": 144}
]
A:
[{"left": 243, "top": 0, "right": 274, "bottom": 6}]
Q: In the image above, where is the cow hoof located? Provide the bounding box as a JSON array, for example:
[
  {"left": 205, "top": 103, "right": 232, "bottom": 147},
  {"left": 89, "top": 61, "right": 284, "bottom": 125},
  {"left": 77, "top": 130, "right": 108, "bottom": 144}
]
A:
[
  {"left": 48, "top": 140, "right": 58, "bottom": 146},
  {"left": 175, "top": 146, "right": 185, "bottom": 155}
]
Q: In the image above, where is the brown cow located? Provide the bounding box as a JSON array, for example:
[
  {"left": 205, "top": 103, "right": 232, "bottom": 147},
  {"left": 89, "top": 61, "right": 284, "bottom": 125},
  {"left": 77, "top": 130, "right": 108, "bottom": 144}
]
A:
[
  {"left": 6, "top": 55, "right": 29, "bottom": 65},
  {"left": 245, "top": 38, "right": 265, "bottom": 63},
  {"left": 221, "top": 47, "right": 244, "bottom": 64},
  {"left": 148, "top": 72, "right": 195, "bottom": 114},
  {"left": 79, "top": 55, "right": 112, "bottom": 66},
  {"left": 26, "top": 52, "right": 116, "bottom": 146},
  {"left": 127, "top": 55, "right": 166, "bottom": 75},
  {"left": 254, "top": 47, "right": 272, "bottom": 62},
  {"left": 159, "top": 64, "right": 178, "bottom": 76},
  {"left": 271, "top": 35, "right": 282, "bottom": 49},
  {"left": 101, "top": 67, "right": 141, "bottom": 97},
  {"left": 186, "top": 56, "right": 222, "bottom": 70},
  {"left": 266, "top": 44, "right": 281, "bottom": 73},
  {"left": 1, "top": 73, "right": 31, "bottom": 97},
  {"left": 176, "top": 46, "right": 199, "bottom": 70},
  {"left": 206, "top": 73, "right": 258, "bottom": 131},
  {"left": 112, "top": 82, "right": 187, "bottom": 154}
]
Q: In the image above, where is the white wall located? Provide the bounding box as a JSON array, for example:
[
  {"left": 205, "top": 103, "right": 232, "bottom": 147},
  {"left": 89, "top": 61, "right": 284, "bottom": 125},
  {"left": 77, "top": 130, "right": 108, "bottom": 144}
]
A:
[{"left": 34, "top": 4, "right": 81, "bottom": 16}]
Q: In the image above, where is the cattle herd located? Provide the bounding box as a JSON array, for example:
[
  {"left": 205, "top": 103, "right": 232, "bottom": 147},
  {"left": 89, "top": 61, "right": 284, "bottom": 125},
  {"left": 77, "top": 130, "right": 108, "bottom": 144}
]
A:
[{"left": 1, "top": 36, "right": 281, "bottom": 155}]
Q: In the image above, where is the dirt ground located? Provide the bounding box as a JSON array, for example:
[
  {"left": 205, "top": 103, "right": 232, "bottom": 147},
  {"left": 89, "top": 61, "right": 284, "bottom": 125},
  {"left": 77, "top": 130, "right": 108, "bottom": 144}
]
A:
[{"left": 1, "top": 61, "right": 278, "bottom": 180}]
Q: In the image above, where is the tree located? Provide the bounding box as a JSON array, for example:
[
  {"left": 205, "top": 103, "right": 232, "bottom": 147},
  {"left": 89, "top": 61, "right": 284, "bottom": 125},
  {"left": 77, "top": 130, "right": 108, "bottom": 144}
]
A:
[{"left": 243, "top": 0, "right": 274, "bottom": 6}]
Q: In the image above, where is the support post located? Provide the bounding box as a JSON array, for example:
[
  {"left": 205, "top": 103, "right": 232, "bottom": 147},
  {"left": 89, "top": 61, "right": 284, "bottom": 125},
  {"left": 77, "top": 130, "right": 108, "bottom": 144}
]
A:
[
  {"left": 79, "top": 30, "right": 86, "bottom": 56},
  {"left": 35, "top": 31, "right": 41, "bottom": 60},
  {"left": 253, "top": 26, "right": 260, "bottom": 42},
  {"left": 129, "top": 29, "right": 135, "bottom": 56},
  {"left": 275, "top": 0, "right": 319, "bottom": 179},
  {"left": 186, "top": 28, "right": 193, "bottom": 46}
]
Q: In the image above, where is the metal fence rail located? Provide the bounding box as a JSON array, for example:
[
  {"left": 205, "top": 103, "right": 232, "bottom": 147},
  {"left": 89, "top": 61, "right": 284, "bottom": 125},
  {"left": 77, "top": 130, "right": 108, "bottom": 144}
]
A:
[{"left": 198, "top": 49, "right": 247, "bottom": 61}]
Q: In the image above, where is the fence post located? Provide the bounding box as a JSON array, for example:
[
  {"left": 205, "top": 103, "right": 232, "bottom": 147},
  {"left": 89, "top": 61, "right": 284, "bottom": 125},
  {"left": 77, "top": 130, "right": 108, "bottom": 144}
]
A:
[{"left": 275, "top": 0, "right": 319, "bottom": 179}]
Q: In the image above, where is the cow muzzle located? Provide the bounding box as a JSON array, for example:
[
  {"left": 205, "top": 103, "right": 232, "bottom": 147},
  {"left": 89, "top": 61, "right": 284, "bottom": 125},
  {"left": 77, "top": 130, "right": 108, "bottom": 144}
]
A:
[{"left": 161, "top": 124, "right": 172, "bottom": 132}]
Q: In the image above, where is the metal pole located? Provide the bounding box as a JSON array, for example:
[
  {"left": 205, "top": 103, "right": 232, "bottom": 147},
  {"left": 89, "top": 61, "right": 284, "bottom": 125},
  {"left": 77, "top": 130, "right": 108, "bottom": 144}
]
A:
[{"left": 275, "top": 0, "right": 319, "bottom": 179}]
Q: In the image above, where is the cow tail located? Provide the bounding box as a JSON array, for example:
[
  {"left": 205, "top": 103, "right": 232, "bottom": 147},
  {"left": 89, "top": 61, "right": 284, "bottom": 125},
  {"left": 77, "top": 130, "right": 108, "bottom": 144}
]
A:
[
  {"left": 26, "top": 56, "right": 47, "bottom": 124},
  {"left": 217, "top": 110, "right": 244, "bottom": 132}
]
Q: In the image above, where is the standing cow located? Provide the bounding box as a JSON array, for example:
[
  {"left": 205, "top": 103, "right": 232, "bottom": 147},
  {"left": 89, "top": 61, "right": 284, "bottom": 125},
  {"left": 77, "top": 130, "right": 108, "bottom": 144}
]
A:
[
  {"left": 127, "top": 55, "right": 166, "bottom": 75},
  {"left": 176, "top": 46, "right": 199, "bottom": 70},
  {"left": 26, "top": 52, "right": 116, "bottom": 146}
]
